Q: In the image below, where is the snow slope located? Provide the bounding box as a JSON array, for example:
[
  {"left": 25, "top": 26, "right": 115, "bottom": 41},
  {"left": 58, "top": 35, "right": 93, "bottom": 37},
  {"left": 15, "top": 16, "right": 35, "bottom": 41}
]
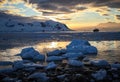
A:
[{"left": 0, "top": 19, "right": 70, "bottom": 32}]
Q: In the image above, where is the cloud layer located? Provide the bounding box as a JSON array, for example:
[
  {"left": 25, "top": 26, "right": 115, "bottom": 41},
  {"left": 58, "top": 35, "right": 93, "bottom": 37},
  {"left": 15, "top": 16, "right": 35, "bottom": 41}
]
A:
[
  {"left": 0, "top": 0, "right": 120, "bottom": 31},
  {"left": 23, "top": 0, "right": 120, "bottom": 15}
]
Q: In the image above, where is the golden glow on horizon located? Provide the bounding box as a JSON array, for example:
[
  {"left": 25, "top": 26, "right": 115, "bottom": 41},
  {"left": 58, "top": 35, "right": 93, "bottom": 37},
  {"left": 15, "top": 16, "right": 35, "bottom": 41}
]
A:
[{"left": 0, "top": 0, "right": 120, "bottom": 31}]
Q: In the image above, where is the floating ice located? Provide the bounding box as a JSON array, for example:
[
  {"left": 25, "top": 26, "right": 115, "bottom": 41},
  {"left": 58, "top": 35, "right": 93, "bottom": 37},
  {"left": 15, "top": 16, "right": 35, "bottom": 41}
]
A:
[
  {"left": 111, "top": 63, "right": 120, "bottom": 69},
  {"left": 45, "top": 62, "right": 57, "bottom": 70},
  {"left": 0, "top": 61, "right": 13, "bottom": 66},
  {"left": 67, "top": 45, "right": 97, "bottom": 54},
  {"left": 47, "top": 49, "right": 67, "bottom": 56},
  {"left": 66, "top": 39, "right": 97, "bottom": 54},
  {"left": 68, "top": 60, "right": 84, "bottom": 67},
  {"left": 0, "top": 68, "right": 14, "bottom": 74},
  {"left": 90, "top": 60, "right": 109, "bottom": 67},
  {"left": 47, "top": 56, "right": 64, "bottom": 62},
  {"left": 13, "top": 60, "right": 45, "bottom": 71},
  {"left": 67, "top": 39, "right": 91, "bottom": 48},
  {"left": 92, "top": 69, "right": 107, "bottom": 80},
  {"left": 57, "top": 74, "right": 66, "bottom": 81},
  {"left": 62, "top": 52, "right": 84, "bottom": 59},
  {"left": 12, "top": 61, "right": 25, "bottom": 70},
  {"left": 82, "top": 57, "right": 90, "bottom": 62},
  {"left": 2, "top": 77, "right": 19, "bottom": 82},
  {"left": 17, "top": 47, "right": 45, "bottom": 61},
  {"left": 28, "top": 72, "right": 49, "bottom": 82}
]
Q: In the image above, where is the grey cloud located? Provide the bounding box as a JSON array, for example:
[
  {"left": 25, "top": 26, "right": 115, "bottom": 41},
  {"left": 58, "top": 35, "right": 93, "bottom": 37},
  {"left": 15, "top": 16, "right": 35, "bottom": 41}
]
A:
[
  {"left": 23, "top": 0, "right": 120, "bottom": 16},
  {"left": 96, "top": 10, "right": 102, "bottom": 12},
  {"left": 76, "top": 7, "right": 87, "bottom": 10},
  {"left": 24, "top": 0, "right": 120, "bottom": 8},
  {"left": 24, "top": 0, "right": 48, "bottom": 3},
  {"left": 116, "top": 15, "right": 120, "bottom": 20},
  {"left": 38, "top": 3, "right": 57, "bottom": 10},
  {"left": 102, "top": 14, "right": 109, "bottom": 16},
  {"left": 42, "top": 11, "right": 65, "bottom": 16},
  {"left": 0, "top": 10, "right": 41, "bottom": 22},
  {"left": 58, "top": 7, "right": 74, "bottom": 13},
  {"left": 106, "top": 2, "right": 120, "bottom": 8}
]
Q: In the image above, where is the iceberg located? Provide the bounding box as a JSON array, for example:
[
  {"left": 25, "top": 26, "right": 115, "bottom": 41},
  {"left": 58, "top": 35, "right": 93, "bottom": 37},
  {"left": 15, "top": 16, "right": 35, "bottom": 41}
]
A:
[
  {"left": 2, "top": 77, "right": 19, "bottom": 82},
  {"left": 0, "top": 68, "right": 14, "bottom": 74},
  {"left": 17, "top": 47, "right": 45, "bottom": 61},
  {"left": 111, "top": 63, "right": 120, "bottom": 69},
  {"left": 47, "top": 49, "right": 67, "bottom": 56},
  {"left": 57, "top": 74, "right": 66, "bottom": 81},
  {"left": 12, "top": 61, "right": 25, "bottom": 70},
  {"left": 66, "top": 39, "right": 97, "bottom": 54},
  {"left": 62, "top": 52, "right": 84, "bottom": 59},
  {"left": 13, "top": 60, "right": 45, "bottom": 71},
  {"left": 45, "top": 62, "right": 57, "bottom": 70},
  {"left": 47, "top": 49, "right": 62, "bottom": 56},
  {"left": 82, "top": 57, "right": 90, "bottom": 62},
  {"left": 68, "top": 60, "right": 84, "bottom": 67},
  {"left": 90, "top": 60, "right": 109, "bottom": 67},
  {"left": 92, "top": 69, "right": 107, "bottom": 80},
  {"left": 66, "top": 40, "right": 91, "bottom": 49},
  {"left": 0, "top": 61, "right": 13, "bottom": 66},
  {"left": 47, "top": 56, "right": 64, "bottom": 62},
  {"left": 28, "top": 72, "right": 49, "bottom": 82},
  {"left": 67, "top": 45, "right": 97, "bottom": 54}
]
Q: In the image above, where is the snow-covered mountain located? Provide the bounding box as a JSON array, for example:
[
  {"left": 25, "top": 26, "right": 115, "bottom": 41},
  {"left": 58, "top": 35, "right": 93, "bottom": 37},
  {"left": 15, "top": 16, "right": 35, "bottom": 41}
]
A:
[{"left": 0, "top": 19, "right": 70, "bottom": 32}]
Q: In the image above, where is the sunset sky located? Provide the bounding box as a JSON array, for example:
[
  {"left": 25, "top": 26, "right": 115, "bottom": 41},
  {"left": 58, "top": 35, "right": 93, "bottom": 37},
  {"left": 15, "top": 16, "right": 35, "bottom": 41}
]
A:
[{"left": 0, "top": 0, "right": 120, "bottom": 31}]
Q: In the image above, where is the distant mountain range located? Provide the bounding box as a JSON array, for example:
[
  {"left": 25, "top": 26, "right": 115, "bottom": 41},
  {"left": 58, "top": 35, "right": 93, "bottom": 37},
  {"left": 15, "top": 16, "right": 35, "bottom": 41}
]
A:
[
  {"left": 0, "top": 19, "right": 70, "bottom": 32},
  {"left": 76, "top": 22, "right": 120, "bottom": 32},
  {"left": 96, "top": 22, "right": 120, "bottom": 32}
]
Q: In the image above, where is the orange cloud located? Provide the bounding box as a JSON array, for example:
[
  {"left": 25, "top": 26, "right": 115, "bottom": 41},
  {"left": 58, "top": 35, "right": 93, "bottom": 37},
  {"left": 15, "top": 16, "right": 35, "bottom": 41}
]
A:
[{"left": 0, "top": 0, "right": 7, "bottom": 6}]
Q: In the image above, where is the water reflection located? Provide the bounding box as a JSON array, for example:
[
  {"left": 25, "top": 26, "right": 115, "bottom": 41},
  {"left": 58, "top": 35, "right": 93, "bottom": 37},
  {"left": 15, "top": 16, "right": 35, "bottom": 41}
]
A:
[
  {"left": 0, "top": 41, "right": 120, "bottom": 63},
  {"left": 35, "top": 41, "right": 70, "bottom": 54},
  {"left": 90, "top": 41, "right": 120, "bottom": 51}
]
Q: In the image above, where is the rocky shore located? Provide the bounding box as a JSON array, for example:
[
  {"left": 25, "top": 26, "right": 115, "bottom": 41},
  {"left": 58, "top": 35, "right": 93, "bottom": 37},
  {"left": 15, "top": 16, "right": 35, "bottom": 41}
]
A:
[{"left": 0, "top": 40, "right": 120, "bottom": 82}]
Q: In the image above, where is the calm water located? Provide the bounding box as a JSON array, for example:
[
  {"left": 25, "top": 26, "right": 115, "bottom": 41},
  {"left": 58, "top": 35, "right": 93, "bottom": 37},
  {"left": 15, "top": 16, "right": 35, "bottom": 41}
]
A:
[
  {"left": 0, "top": 40, "right": 120, "bottom": 63},
  {"left": 0, "top": 32, "right": 120, "bottom": 63}
]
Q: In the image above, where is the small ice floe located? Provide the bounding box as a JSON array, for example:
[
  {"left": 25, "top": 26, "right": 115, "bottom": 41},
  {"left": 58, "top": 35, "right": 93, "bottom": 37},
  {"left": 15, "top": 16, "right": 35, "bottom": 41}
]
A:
[
  {"left": 23, "top": 63, "right": 45, "bottom": 72},
  {"left": 111, "top": 63, "right": 120, "bottom": 69},
  {"left": 47, "top": 49, "right": 66, "bottom": 56},
  {"left": 23, "top": 63, "right": 45, "bottom": 69},
  {"left": 12, "top": 61, "right": 25, "bottom": 70},
  {"left": 23, "top": 67, "right": 36, "bottom": 72},
  {"left": 66, "top": 39, "right": 97, "bottom": 54},
  {"left": 13, "top": 60, "right": 45, "bottom": 71},
  {"left": 0, "top": 68, "right": 14, "bottom": 74},
  {"left": 67, "top": 46, "right": 97, "bottom": 55},
  {"left": 84, "top": 46, "right": 98, "bottom": 54},
  {"left": 62, "top": 52, "right": 84, "bottom": 59},
  {"left": 90, "top": 59, "right": 109, "bottom": 67},
  {"left": 82, "top": 57, "right": 90, "bottom": 62},
  {"left": 57, "top": 74, "right": 66, "bottom": 81},
  {"left": 16, "top": 47, "right": 45, "bottom": 61},
  {"left": 66, "top": 39, "right": 91, "bottom": 48},
  {"left": 46, "top": 56, "right": 64, "bottom": 62},
  {"left": 2, "top": 77, "right": 19, "bottom": 82},
  {"left": 33, "top": 54, "right": 45, "bottom": 62},
  {"left": 0, "top": 61, "right": 13, "bottom": 66},
  {"left": 45, "top": 62, "right": 57, "bottom": 70},
  {"left": 28, "top": 72, "right": 49, "bottom": 82},
  {"left": 92, "top": 69, "right": 107, "bottom": 80},
  {"left": 68, "top": 60, "right": 84, "bottom": 67}
]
